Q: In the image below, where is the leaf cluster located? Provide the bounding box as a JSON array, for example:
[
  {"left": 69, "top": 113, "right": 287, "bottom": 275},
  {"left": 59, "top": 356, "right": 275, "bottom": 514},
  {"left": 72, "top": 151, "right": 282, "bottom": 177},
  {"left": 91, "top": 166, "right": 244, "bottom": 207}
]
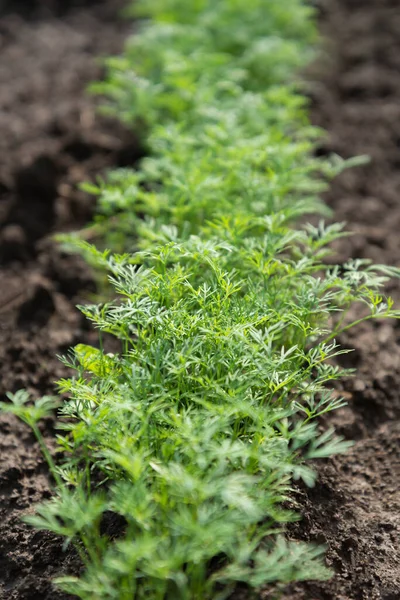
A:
[{"left": 3, "top": 1, "right": 400, "bottom": 599}]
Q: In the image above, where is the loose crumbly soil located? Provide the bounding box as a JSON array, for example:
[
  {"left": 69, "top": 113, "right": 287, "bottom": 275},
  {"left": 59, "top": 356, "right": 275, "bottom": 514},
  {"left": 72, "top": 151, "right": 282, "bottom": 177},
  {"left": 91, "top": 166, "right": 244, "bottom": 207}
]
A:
[
  {"left": 277, "top": 1, "right": 400, "bottom": 599},
  {"left": 0, "top": 1, "right": 140, "bottom": 598},
  {"left": 0, "top": 0, "right": 399, "bottom": 599}
]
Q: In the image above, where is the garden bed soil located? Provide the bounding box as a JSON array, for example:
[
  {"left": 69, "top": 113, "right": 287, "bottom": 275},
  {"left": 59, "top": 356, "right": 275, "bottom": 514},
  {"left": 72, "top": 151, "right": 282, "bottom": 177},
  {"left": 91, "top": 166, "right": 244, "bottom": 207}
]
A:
[
  {"left": 278, "top": 1, "right": 400, "bottom": 598},
  {"left": 0, "top": 0, "right": 399, "bottom": 599},
  {"left": 0, "top": 1, "right": 139, "bottom": 598}
]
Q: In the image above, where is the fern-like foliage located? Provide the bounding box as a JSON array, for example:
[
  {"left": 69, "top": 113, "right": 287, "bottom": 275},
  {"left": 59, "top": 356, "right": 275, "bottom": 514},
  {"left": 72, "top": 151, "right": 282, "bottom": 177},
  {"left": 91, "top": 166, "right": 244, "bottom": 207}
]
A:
[{"left": 2, "top": 1, "right": 400, "bottom": 599}]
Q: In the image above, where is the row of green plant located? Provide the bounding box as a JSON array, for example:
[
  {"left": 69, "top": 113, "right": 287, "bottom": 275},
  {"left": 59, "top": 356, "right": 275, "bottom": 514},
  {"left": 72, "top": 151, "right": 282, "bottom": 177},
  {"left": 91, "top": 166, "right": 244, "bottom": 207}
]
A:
[{"left": 2, "top": 1, "right": 400, "bottom": 599}]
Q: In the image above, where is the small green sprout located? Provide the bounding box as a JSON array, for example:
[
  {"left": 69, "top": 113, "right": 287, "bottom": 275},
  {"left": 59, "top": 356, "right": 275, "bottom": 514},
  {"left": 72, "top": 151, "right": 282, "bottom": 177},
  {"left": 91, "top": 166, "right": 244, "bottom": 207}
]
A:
[{"left": 0, "top": 391, "right": 62, "bottom": 487}]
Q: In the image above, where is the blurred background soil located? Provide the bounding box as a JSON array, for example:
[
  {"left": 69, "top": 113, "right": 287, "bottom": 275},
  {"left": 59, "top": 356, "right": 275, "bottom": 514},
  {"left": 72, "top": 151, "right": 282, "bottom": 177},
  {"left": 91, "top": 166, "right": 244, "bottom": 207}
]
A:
[
  {"left": 0, "top": 2, "right": 139, "bottom": 598},
  {"left": 279, "top": 1, "right": 400, "bottom": 598},
  {"left": 0, "top": 0, "right": 399, "bottom": 599}
]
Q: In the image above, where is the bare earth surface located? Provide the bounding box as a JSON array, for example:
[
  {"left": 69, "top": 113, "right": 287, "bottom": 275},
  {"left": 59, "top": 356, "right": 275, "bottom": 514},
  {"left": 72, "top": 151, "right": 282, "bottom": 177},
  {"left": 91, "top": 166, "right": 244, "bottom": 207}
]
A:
[
  {"left": 279, "top": 1, "right": 400, "bottom": 598},
  {"left": 0, "top": 2, "right": 138, "bottom": 598},
  {"left": 0, "top": 1, "right": 399, "bottom": 599}
]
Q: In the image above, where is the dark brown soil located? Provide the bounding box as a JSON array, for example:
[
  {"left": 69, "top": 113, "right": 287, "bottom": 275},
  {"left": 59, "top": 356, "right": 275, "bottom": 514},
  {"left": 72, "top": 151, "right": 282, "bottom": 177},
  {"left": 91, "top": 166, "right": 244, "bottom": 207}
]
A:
[
  {"left": 0, "top": 0, "right": 399, "bottom": 599},
  {"left": 277, "top": 1, "right": 400, "bottom": 598},
  {"left": 0, "top": 1, "right": 139, "bottom": 598}
]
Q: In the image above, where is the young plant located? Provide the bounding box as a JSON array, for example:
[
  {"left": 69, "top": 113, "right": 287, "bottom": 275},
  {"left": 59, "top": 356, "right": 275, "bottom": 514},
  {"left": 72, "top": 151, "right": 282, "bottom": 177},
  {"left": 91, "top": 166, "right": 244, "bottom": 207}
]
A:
[{"left": 2, "top": 1, "right": 400, "bottom": 599}]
